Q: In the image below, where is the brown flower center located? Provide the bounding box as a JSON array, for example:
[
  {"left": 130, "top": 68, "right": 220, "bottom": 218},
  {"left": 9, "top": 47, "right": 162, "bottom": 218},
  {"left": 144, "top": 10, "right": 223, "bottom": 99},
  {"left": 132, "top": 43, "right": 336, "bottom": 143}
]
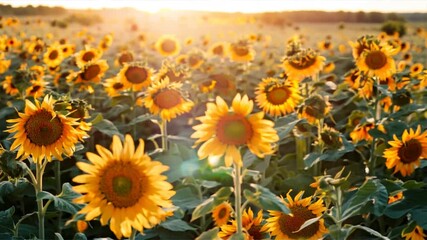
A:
[
  {"left": 289, "top": 56, "right": 317, "bottom": 70},
  {"left": 165, "top": 70, "right": 184, "bottom": 83},
  {"left": 113, "top": 82, "right": 124, "bottom": 90},
  {"left": 216, "top": 114, "right": 253, "bottom": 145},
  {"left": 398, "top": 139, "right": 422, "bottom": 163},
  {"left": 365, "top": 50, "right": 387, "bottom": 70},
  {"left": 100, "top": 162, "right": 144, "bottom": 208},
  {"left": 118, "top": 52, "right": 133, "bottom": 66},
  {"left": 266, "top": 86, "right": 291, "bottom": 105},
  {"left": 48, "top": 50, "right": 59, "bottom": 60},
  {"left": 81, "top": 64, "right": 101, "bottom": 81},
  {"left": 278, "top": 205, "right": 320, "bottom": 239},
  {"left": 161, "top": 39, "right": 177, "bottom": 53},
  {"left": 125, "top": 66, "right": 148, "bottom": 84},
  {"left": 82, "top": 51, "right": 95, "bottom": 62},
  {"left": 213, "top": 45, "right": 224, "bottom": 55},
  {"left": 25, "top": 109, "right": 63, "bottom": 146},
  {"left": 233, "top": 45, "right": 249, "bottom": 56},
  {"left": 218, "top": 207, "right": 227, "bottom": 219},
  {"left": 29, "top": 85, "right": 41, "bottom": 94},
  {"left": 154, "top": 89, "right": 182, "bottom": 109}
]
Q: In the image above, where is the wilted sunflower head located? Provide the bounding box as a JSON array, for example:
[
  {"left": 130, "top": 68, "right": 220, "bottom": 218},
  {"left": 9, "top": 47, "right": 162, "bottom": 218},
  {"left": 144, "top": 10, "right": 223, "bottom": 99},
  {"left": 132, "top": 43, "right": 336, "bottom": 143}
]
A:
[
  {"left": 298, "top": 94, "right": 331, "bottom": 124},
  {"left": 320, "top": 125, "right": 343, "bottom": 150}
]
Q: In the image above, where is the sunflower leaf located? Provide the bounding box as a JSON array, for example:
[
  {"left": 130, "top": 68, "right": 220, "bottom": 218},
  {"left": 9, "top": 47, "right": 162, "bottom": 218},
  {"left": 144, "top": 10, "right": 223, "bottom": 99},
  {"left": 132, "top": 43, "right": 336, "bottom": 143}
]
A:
[
  {"left": 0, "top": 206, "right": 15, "bottom": 234},
  {"left": 346, "top": 225, "right": 390, "bottom": 240},
  {"left": 293, "top": 216, "right": 322, "bottom": 233},
  {"left": 160, "top": 219, "right": 197, "bottom": 232},
  {"left": 92, "top": 119, "right": 123, "bottom": 139},
  {"left": 37, "top": 183, "right": 82, "bottom": 215},
  {"left": 244, "top": 184, "right": 290, "bottom": 214},
  {"left": 196, "top": 227, "right": 220, "bottom": 240}
]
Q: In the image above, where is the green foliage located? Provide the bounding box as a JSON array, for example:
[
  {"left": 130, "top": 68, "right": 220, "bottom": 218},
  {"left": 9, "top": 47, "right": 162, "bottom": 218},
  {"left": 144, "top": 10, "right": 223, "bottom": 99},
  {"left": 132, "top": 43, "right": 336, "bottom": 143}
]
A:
[{"left": 381, "top": 20, "right": 407, "bottom": 37}]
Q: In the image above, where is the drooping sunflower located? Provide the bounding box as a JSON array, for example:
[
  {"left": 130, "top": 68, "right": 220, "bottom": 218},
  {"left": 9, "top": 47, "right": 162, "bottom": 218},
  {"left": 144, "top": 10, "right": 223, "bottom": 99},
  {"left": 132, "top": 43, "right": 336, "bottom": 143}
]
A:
[
  {"left": 118, "top": 62, "right": 153, "bottom": 91},
  {"left": 402, "top": 225, "right": 426, "bottom": 240},
  {"left": 282, "top": 49, "right": 326, "bottom": 81},
  {"left": 191, "top": 94, "right": 279, "bottom": 167},
  {"left": 255, "top": 77, "right": 301, "bottom": 117},
  {"left": 75, "top": 46, "right": 103, "bottom": 68},
  {"left": 356, "top": 43, "right": 397, "bottom": 79},
  {"left": 212, "top": 201, "right": 233, "bottom": 226},
  {"left": 218, "top": 208, "right": 267, "bottom": 240},
  {"left": 6, "top": 95, "right": 87, "bottom": 163},
  {"left": 298, "top": 95, "right": 331, "bottom": 124},
  {"left": 43, "top": 44, "right": 64, "bottom": 67},
  {"left": 156, "top": 60, "right": 188, "bottom": 83},
  {"left": 229, "top": 40, "right": 255, "bottom": 63},
  {"left": 73, "top": 135, "right": 175, "bottom": 239},
  {"left": 143, "top": 78, "right": 194, "bottom": 121},
  {"left": 350, "top": 120, "right": 375, "bottom": 143},
  {"left": 155, "top": 35, "right": 181, "bottom": 57},
  {"left": 383, "top": 125, "right": 427, "bottom": 177},
  {"left": 264, "top": 191, "right": 328, "bottom": 240},
  {"left": 104, "top": 76, "right": 128, "bottom": 97}
]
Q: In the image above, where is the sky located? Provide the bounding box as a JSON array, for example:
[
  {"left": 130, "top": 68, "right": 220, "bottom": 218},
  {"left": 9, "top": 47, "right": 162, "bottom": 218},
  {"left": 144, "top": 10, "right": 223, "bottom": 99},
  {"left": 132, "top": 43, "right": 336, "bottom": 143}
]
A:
[{"left": 1, "top": 0, "right": 427, "bottom": 13}]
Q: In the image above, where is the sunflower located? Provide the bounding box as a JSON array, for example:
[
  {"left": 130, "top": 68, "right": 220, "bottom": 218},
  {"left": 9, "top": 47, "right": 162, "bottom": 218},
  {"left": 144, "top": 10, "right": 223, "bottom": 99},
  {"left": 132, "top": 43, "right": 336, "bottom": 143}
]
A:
[
  {"left": 27, "top": 39, "right": 45, "bottom": 55},
  {"left": 0, "top": 53, "right": 11, "bottom": 74},
  {"left": 73, "top": 135, "right": 175, "bottom": 239},
  {"left": 71, "top": 60, "right": 109, "bottom": 93},
  {"left": 156, "top": 61, "right": 188, "bottom": 83},
  {"left": 75, "top": 47, "right": 103, "bottom": 68},
  {"left": 218, "top": 208, "right": 266, "bottom": 240},
  {"left": 61, "top": 43, "right": 75, "bottom": 58},
  {"left": 209, "top": 42, "right": 229, "bottom": 58},
  {"left": 383, "top": 125, "right": 427, "bottom": 177},
  {"left": 104, "top": 76, "right": 128, "bottom": 97},
  {"left": 317, "top": 40, "right": 333, "bottom": 51},
  {"left": 43, "top": 44, "right": 64, "bottom": 67},
  {"left": 410, "top": 63, "right": 424, "bottom": 77},
  {"left": 209, "top": 73, "right": 236, "bottom": 96},
  {"left": 402, "top": 53, "right": 412, "bottom": 63},
  {"left": 388, "top": 191, "right": 403, "bottom": 204},
  {"left": 143, "top": 78, "right": 194, "bottom": 121},
  {"left": 212, "top": 202, "right": 233, "bottom": 226},
  {"left": 298, "top": 95, "right": 331, "bottom": 124},
  {"left": 255, "top": 77, "right": 301, "bottom": 117},
  {"left": 350, "top": 120, "right": 375, "bottom": 143},
  {"left": 191, "top": 94, "right": 279, "bottom": 167},
  {"left": 115, "top": 51, "right": 134, "bottom": 67},
  {"left": 25, "top": 79, "right": 47, "bottom": 98},
  {"left": 402, "top": 225, "right": 426, "bottom": 240},
  {"left": 155, "top": 35, "right": 181, "bottom": 57},
  {"left": 322, "top": 62, "right": 335, "bottom": 74},
  {"left": 398, "top": 61, "right": 407, "bottom": 72},
  {"left": 400, "top": 41, "right": 411, "bottom": 53},
  {"left": 2, "top": 75, "right": 19, "bottom": 96},
  {"left": 229, "top": 40, "right": 255, "bottom": 62},
  {"left": 349, "top": 36, "right": 374, "bottom": 59},
  {"left": 356, "top": 43, "right": 397, "bottom": 79},
  {"left": 186, "top": 50, "right": 205, "bottom": 70},
  {"left": 264, "top": 191, "right": 328, "bottom": 240},
  {"left": 6, "top": 95, "right": 87, "bottom": 163},
  {"left": 282, "top": 49, "right": 325, "bottom": 81},
  {"left": 118, "top": 62, "right": 153, "bottom": 91}
]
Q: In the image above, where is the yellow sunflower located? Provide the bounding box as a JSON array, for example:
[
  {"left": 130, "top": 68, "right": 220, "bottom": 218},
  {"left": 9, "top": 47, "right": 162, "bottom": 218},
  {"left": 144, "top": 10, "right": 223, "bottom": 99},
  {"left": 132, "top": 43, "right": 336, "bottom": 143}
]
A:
[
  {"left": 350, "top": 121, "right": 375, "bottom": 143},
  {"left": 186, "top": 50, "right": 205, "bottom": 70},
  {"left": 298, "top": 95, "right": 331, "bottom": 124},
  {"left": 43, "top": 44, "right": 64, "bottom": 67},
  {"left": 117, "top": 62, "right": 153, "bottom": 91},
  {"left": 6, "top": 95, "right": 87, "bottom": 163},
  {"left": 209, "top": 42, "right": 229, "bottom": 58},
  {"left": 255, "top": 77, "right": 301, "bottom": 117},
  {"left": 317, "top": 40, "right": 333, "bottom": 51},
  {"left": 25, "top": 79, "right": 47, "bottom": 98},
  {"left": 402, "top": 225, "right": 426, "bottom": 240},
  {"left": 356, "top": 43, "right": 397, "bottom": 79},
  {"left": 282, "top": 49, "right": 326, "bottom": 81},
  {"left": 155, "top": 35, "right": 181, "bottom": 57},
  {"left": 410, "top": 63, "right": 424, "bottom": 77},
  {"left": 218, "top": 208, "right": 266, "bottom": 240},
  {"left": 209, "top": 73, "right": 236, "bottom": 96},
  {"left": 349, "top": 36, "right": 373, "bottom": 59},
  {"left": 143, "top": 78, "right": 194, "bottom": 122},
  {"left": 264, "top": 191, "right": 328, "bottom": 240},
  {"left": 104, "top": 76, "right": 128, "bottom": 97},
  {"left": 2, "top": 75, "right": 19, "bottom": 96},
  {"left": 212, "top": 201, "right": 233, "bottom": 226},
  {"left": 75, "top": 46, "right": 103, "bottom": 68},
  {"left": 229, "top": 40, "right": 255, "bottom": 63},
  {"left": 383, "top": 125, "right": 427, "bottom": 177},
  {"left": 191, "top": 94, "right": 279, "bottom": 167},
  {"left": 322, "top": 62, "right": 335, "bottom": 74},
  {"left": 156, "top": 61, "right": 188, "bottom": 83},
  {"left": 0, "top": 53, "right": 11, "bottom": 74},
  {"left": 114, "top": 51, "right": 134, "bottom": 67},
  {"left": 73, "top": 135, "right": 175, "bottom": 239},
  {"left": 70, "top": 60, "right": 109, "bottom": 93},
  {"left": 388, "top": 191, "right": 403, "bottom": 204},
  {"left": 400, "top": 41, "right": 411, "bottom": 53}
]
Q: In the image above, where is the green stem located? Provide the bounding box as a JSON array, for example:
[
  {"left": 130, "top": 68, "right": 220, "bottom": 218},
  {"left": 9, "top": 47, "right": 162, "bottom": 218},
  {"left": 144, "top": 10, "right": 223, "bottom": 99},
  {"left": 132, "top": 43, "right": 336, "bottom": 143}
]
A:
[
  {"left": 129, "top": 228, "right": 137, "bottom": 240},
  {"left": 35, "top": 160, "right": 47, "bottom": 240},
  {"left": 196, "top": 182, "right": 206, "bottom": 230},
  {"left": 161, "top": 120, "right": 168, "bottom": 151},
  {"left": 233, "top": 163, "right": 243, "bottom": 235},
  {"left": 54, "top": 161, "right": 62, "bottom": 233},
  {"left": 369, "top": 77, "right": 381, "bottom": 176},
  {"left": 314, "top": 118, "right": 324, "bottom": 176},
  {"left": 336, "top": 186, "right": 343, "bottom": 227},
  {"left": 295, "top": 136, "right": 307, "bottom": 171},
  {"left": 14, "top": 212, "right": 37, "bottom": 237}
]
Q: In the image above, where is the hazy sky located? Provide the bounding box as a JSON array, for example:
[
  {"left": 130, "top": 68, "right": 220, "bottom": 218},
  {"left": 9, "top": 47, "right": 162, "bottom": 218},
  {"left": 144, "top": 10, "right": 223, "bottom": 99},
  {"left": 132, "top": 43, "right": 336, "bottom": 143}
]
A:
[{"left": 2, "top": 0, "right": 427, "bottom": 13}]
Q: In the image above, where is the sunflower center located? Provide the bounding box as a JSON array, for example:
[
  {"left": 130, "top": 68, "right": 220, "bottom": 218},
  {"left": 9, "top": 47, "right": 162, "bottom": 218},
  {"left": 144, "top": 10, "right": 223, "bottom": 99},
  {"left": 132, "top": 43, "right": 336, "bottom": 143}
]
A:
[
  {"left": 234, "top": 46, "right": 249, "bottom": 56},
  {"left": 82, "top": 64, "right": 101, "bottom": 81},
  {"left": 82, "top": 51, "right": 95, "bottom": 62},
  {"left": 153, "top": 89, "right": 182, "bottom": 109},
  {"left": 34, "top": 44, "right": 43, "bottom": 52},
  {"left": 248, "top": 225, "right": 263, "bottom": 240},
  {"left": 25, "top": 109, "right": 63, "bottom": 146},
  {"left": 189, "top": 56, "right": 201, "bottom": 66},
  {"left": 100, "top": 162, "right": 144, "bottom": 208},
  {"left": 30, "top": 85, "right": 41, "bottom": 94},
  {"left": 398, "top": 139, "right": 422, "bottom": 163},
  {"left": 267, "top": 86, "right": 290, "bottom": 105},
  {"left": 289, "top": 56, "right": 316, "bottom": 70},
  {"left": 218, "top": 207, "right": 227, "bottom": 219},
  {"left": 278, "top": 205, "right": 320, "bottom": 239},
  {"left": 365, "top": 50, "right": 387, "bottom": 70},
  {"left": 161, "top": 39, "right": 176, "bottom": 53},
  {"left": 217, "top": 114, "right": 253, "bottom": 145},
  {"left": 119, "top": 53, "right": 133, "bottom": 65},
  {"left": 113, "top": 82, "right": 124, "bottom": 90},
  {"left": 49, "top": 50, "right": 59, "bottom": 60},
  {"left": 125, "top": 66, "right": 148, "bottom": 84},
  {"left": 213, "top": 45, "right": 224, "bottom": 55},
  {"left": 165, "top": 71, "right": 184, "bottom": 82}
]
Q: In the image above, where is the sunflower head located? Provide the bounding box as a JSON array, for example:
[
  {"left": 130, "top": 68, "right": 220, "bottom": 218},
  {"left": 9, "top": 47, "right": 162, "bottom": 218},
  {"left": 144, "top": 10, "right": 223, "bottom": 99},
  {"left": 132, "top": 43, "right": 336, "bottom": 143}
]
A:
[
  {"left": 392, "top": 89, "right": 412, "bottom": 107},
  {"left": 383, "top": 125, "right": 427, "bottom": 176},
  {"left": 264, "top": 191, "right": 328, "bottom": 240},
  {"left": 115, "top": 50, "right": 134, "bottom": 67},
  {"left": 155, "top": 35, "right": 181, "bottom": 57},
  {"left": 43, "top": 44, "right": 64, "bottom": 67},
  {"left": 410, "top": 63, "right": 424, "bottom": 77},
  {"left": 298, "top": 94, "right": 331, "bottom": 124},
  {"left": 320, "top": 125, "right": 343, "bottom": 150},
  {"left": 218, "top": 208, "right": 267, "bottom": 240},
  {"left": 156, "top": 60, "right": 189, "bottom": 83},
  {"left": 350, "top": 119, "right": 375, "bottom": 143},
  {"left": 349, "top": 35, "right": 376, "bottom": 59},
  {"left": 186, "top": 50, "right": 205, "bottom": 70},
  {"left": 229, "top": 40, "right": 255, "bottom": 62},
  {"left": 75, "top": 46, "right": 103, "bottom": 68},
  {"left": 209, "top": 42, "right": 229, "bottom": 58},
  {"left": 73, "top": 135, "right": 175, "bottom": 239},
  {"left": 212, "top": 201, "right": 233, "bottom": 226},
  {"left": 118, "top": 62, "right": 153, "bottom": 91},
  {"left": 282, "top": 48, "right": 326, "bottom": 81},
  {"left": 388, "top": 191, "right": 403, "bottom": 204},
  {"left": 104, "top": 76, "right": 128, "bottom": 97},
  {"left": 402, "top": 225, "right": 426, "bottom": 240},
  {"left": 356, "top": 42, "right": 397, "bottom": 79}
]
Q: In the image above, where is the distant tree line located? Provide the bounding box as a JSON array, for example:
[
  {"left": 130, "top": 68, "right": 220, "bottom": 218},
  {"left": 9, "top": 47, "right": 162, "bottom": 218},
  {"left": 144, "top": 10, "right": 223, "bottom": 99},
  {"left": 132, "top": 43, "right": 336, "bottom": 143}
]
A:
[{"left": 0, "top": 4, "right": 67, "bottom": 15}]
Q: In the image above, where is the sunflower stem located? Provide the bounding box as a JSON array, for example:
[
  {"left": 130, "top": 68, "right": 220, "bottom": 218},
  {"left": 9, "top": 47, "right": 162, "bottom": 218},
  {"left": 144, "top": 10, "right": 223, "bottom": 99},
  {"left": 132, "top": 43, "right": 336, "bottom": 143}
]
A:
[
  {"left": 295, "top": 135, "right": 307, "bottom": 171},
  {"left": 35, "top": 160, "right": 47, "bottom": 240},
  {"left": 233, "top": 163, "right": 243, "bottom": 236},
  {"left": 314, "top": 118, "right": 324, "bottom": 176},
  {"left": 369, "top": 77, "right": 381, "bottom": 176},
  {"left": 161, "top": 120, "right": 168, "bottom": 151},
  {"left": 54, "top": 161, "right": 63, "bottom": 233}
]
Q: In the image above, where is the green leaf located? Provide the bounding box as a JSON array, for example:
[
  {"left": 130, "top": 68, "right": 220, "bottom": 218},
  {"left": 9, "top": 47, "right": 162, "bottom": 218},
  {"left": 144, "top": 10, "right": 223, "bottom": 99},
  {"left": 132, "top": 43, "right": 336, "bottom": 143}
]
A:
[
  {"left": 229, "top": 232, "right": 246, "bottom": 240},
  {"left": 385, "top": 188, "right": 427, "bottom": 222},
  {"left": 37, "top": 183, "right": 83, "bottom": 215},
  {"left": 275, "top": 119, "right": 301, "bottom": 141},
  {"left": 388, "top": 104, "right": 426, "bottom": 119},
  {"left": 172, "top": 187, "right": 202, "bottom": 210},
  {"left": 92, "top": 119, "right": 123, "bottom": 139},
  {"left": 55, "top": 233, "right": 65, "bottom": 240},
  {"left": 293, "top": 216, "right": 322, "bottom": 234},
  {"left": 127, "top": 114, "right": 152, "bottom": 126},
  {"left": 244, "top": 184, "right": 290, "bottom": 214},
  {"left": 402, "top": 180, "right": 425, "bottom": 189},
  {"left": 89, "top": 113, "right": 103, "bottom": 125},
  {"left": 347, "top": 225, "right": 389, "bottom": 240},
  {"left": 0, "top": 181, "right": 14, "bottom": 204},
  {"left": 161, "top": 219, "right": 197, "bottom": 232},
  {"left": 191, "top": 187, "right": 233, "bottom": 222},
  {"left": 196, "top": 227, "right": 220, "bottom": 240},
  {"left": 0, "top": 206, "right": 15, "bottom": 234},
  {"left": 401, "top": 221, "right": 417, "bottom": 236},
  {"left": 73, "top": 232, "right": 88, "bottom": 240}
]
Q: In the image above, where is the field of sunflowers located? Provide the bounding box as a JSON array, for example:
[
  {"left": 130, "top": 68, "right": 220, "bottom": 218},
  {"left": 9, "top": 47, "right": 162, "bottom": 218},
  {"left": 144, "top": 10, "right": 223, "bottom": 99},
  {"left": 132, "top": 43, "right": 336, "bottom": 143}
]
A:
[{"left": 0, "top": 9, "right": 427, "bottom": 240}]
